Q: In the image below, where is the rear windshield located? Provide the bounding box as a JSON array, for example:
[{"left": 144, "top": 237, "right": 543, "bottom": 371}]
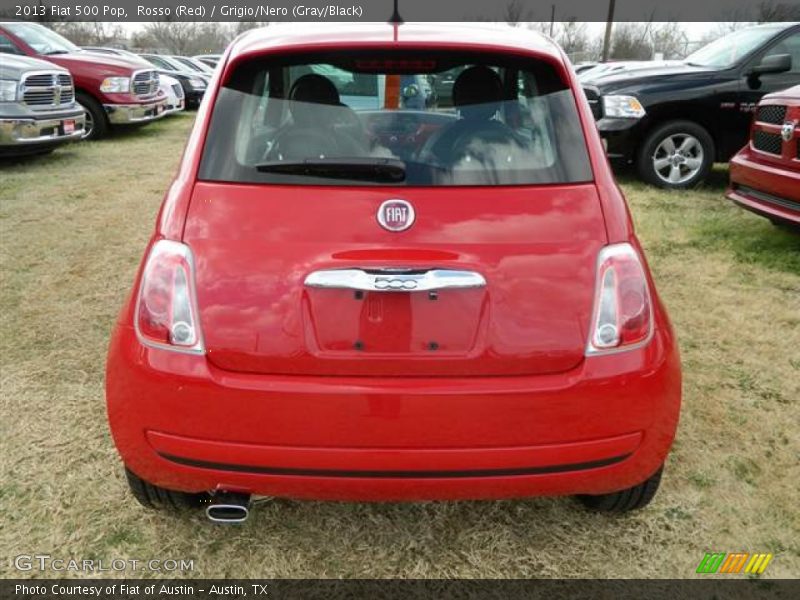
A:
[{"left": 198, "top": 51, "right": 593, "bottom": 186}]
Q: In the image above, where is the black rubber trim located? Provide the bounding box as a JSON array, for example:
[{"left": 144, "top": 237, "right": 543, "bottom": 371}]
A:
[
  {"left": 735, "top": 185, "right": 800, "bottom": 211},
  {"left": 157, "top": 452, "right": 631, "bottom": 479}
]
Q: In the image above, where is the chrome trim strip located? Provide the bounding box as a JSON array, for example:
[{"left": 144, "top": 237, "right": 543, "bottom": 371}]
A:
[{"left": 304, "top": 268, "right": 487, "bottom": 292}]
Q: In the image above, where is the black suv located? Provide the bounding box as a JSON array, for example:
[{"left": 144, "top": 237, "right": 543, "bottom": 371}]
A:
[{"left": 585, "top": 23, "right": 800, "bottom": 189}]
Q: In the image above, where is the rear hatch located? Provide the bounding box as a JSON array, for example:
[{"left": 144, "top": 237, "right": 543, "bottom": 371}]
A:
[{"left": 183, "top": 183, "right": 606, "bottom": 377}]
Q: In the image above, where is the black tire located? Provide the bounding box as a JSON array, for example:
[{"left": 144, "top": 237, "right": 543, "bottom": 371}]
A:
[
  {"left": 125, "top": 467, "right": 209, "bottom": 511},
  {"left": 576, "top": 466, "right": 663, "bottom": 513},
  {"left": 75, "top": 92, "right": 109, "bottom": 141},
  {"left": 636, "top": 120, "right": 714, "bottom": 189}
]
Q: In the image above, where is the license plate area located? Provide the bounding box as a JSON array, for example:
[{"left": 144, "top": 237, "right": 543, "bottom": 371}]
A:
[
  {"left": 304, "top": 288, "right": 487, "bottom": 355},
  {"left": 62, "top": 119, "right": 75, "bottom": 134}
]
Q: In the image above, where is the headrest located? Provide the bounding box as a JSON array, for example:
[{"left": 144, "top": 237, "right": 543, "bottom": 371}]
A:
[{"left": 452, "top": 66, "right": 503, "bottom": 121}]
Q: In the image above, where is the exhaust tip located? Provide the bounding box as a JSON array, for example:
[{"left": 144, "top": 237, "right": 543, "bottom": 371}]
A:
[
  {"left": 206, "top": 503, "right": 249, "bottom": 523},
  {"left": 205, "top": 493, "right": 251, "bottom": 523}
]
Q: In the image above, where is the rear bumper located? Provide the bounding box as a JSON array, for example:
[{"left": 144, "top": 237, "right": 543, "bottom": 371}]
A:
[
  {"left": 103, "top": 98, "right": 167, "bottom": 124},
  {"left": 727, "top": 148, "right": 800, "bottom": 225},
  {"left": 0, "top": 111, "right": 84, "bottom": 148},
  {"left": 107, "top": 324, "right": 681, "bottom": 501}
]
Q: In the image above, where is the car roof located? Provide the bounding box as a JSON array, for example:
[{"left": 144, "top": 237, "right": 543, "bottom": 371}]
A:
[{"left": 230, "top": 22, "right": 562, "bottom": 62}]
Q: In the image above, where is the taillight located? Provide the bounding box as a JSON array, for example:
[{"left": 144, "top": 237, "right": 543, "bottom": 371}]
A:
[
  {"left": 134, "top": 240, "right": 203, "bottom": 354},
  {"left": 586, "top": 243, "right": 653, "bottom": 355}
]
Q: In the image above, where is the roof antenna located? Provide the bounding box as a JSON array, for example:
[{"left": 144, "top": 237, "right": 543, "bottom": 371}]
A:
[
  {"left": 389, "top": 0, "right": 403, "bottom": 41},
  {"left": 389, "top": 0, "right": 404, "bottom": 25}
]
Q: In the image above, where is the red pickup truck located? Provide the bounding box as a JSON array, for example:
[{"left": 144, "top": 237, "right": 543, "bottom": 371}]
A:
[
  {"left": 0, "top": 22, "right": 166, "bottom": 140},
  {"left": 727, "top": 85, "right": 800, "bottom": 228}
]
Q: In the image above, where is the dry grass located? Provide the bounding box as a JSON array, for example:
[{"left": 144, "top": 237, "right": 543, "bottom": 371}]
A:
[{"left": 1, "top": 114, "right": 798, "bottom": 579}]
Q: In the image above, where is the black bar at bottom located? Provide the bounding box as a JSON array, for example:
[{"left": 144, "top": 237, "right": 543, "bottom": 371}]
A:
[
  {"left": 157, "top": 452, "right": 632, "bottom": 478},
  {"left": 2, "top": 579, "right": 799, "bottom": 600}
]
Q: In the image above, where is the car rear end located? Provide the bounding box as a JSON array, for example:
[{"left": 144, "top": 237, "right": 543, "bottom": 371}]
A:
[
  {"left": 727, "top": 86, "right": 800, "bottom": 226},
  {"left": 107, "top": 25, "right": 680, "bottom": 505}
]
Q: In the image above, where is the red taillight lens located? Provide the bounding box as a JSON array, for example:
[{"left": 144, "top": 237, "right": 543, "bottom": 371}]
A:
[
  {"left": 587, "top": 243, "right": 652, "bottom": 354},
  {"left": 135, "top": 240, "right": 203, "bottom": 353}
]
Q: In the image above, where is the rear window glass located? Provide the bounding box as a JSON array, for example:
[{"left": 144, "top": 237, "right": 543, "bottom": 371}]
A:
[{"left": 198, "top": 51, "right": 593, "bottom": 186}]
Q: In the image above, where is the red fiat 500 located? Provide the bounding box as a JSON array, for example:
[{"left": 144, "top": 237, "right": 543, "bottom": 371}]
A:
[
  {"left": 106, "top": 23, "right": 681, "bottom": 521},
  {"left": 727, "top": 85, "right": 800, "bottom": 227}
]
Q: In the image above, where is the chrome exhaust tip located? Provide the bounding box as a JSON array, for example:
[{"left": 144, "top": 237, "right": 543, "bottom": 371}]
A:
[{"left": 205, "top": 493, "right": 251, "bottom": 523}]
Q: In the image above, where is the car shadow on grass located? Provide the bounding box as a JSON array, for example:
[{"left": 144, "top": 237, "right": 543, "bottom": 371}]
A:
[
  {"left": 0, "top": 113, "right": 195, "bottom": 173},
  {"left": 0, "top": 147, "right": 76, "bottom": 171},
  {"left": 692, "top": 212, "right": 800, "bottom": 275},
  {"left": 107, "top": 112, "right": 195, "bottom": 142},
  {"left": 612, "top": 163, "right": 730, "bottom": 192}
]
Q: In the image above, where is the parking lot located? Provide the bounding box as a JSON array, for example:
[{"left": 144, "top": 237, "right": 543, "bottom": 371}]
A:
[{"left": 1, "top": 113, "right": 798, "bottom": 578}]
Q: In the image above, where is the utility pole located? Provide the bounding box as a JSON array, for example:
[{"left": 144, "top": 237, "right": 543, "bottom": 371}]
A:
[
  {"left": 549, "top": 5, "right": 555, "bottom": 38},
  {"left": 602, "top": 0, "right": 615, "bottom": 62}
]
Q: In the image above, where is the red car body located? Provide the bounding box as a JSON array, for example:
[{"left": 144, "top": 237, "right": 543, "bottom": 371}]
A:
[
  {"left": 727, "top": 85, "right": 800, "bottom": 226},
  {"left": 106, "top": 24, "right": 681, "bottom": 506}
]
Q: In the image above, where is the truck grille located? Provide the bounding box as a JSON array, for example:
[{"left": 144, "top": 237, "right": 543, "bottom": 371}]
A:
[
  {"left": 132, "top": 70, "right": 159, "bottom": 97},
  {"left": 752, "top": 130, "right": 782, "bottom": 155},
  {"left": 755, "top": 105, "right": 786, "bottom": 125},
  {"left": 583, "top": 87, "right": 602, "bottom": 120},
  {"left": 171, "top": 83, "right": 184, "bottom": 99},
  {"left": 21, "top": 72, "right": 74, "bottom": 109}
]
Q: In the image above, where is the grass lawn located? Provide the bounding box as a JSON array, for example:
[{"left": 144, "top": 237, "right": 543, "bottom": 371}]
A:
[{"left": 1, "top": 113, "right": 798, "bottom": 578}]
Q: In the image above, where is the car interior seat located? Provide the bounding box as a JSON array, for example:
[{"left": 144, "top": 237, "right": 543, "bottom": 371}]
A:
[
  {"left": 419, "top": 66, "right": 517, "bottom": 165},
  {"left": 266, "top": 74, "right": 366, "bottom": 160}
]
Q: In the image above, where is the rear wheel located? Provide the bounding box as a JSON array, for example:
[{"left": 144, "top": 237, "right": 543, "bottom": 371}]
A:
[
  {"left": 636, "top": 121, "right": 714, "bottom": 189},
  {"left": 125, "top": 468, "right": 209, "bottom": 511},
  {"left": 75, "top": 92, "right": 108, "bottom": 141},
  {"left": 576, "top": 466, "right": 663, "bottom": 513}
]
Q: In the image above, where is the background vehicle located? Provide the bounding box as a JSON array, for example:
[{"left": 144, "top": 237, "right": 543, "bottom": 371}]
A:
[
  {"left": 158, "top": 73, "right": 185, "bottom": 115},
  {"left": 400, "top": 74, "right": 436, "bottom": 109},
  {"left": 585, "top": 23, "right": 800, "bottom": 189},
  {"left": 0, "top": 53, "right": 84, "bottom": 155},
  {"left": 573, "top": 62, "right": 598, "bottom": 74},
  {"left": 578, "top": 60, "right": 679, "bottom": 82},
  {"left": 0, "top": 22, "right": 166, "bottom": 140},
  {"left": 82, "top": 48, "right": 205, "bottom": 110},
  {"left": 727, "top": 84, "right": 800, "bottom": 227},
  {"left": 139, "top": 54, "right": 208, "bottom": 108},
  {"left": 168, "top": 55, "right": 215, "bottom": 75},
  {"left": 193, "top": 54, "right": 221, "bottom": 68},
  {"left": 81, "top": 46, "right": 148, "bottom": 63},
  {"left": 107, "top": 23, "right": 680, "bottom": 520}
]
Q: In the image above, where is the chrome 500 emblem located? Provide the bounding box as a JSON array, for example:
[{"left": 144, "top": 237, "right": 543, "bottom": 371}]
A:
[
  {"left": 781, "top": 121, "right": 796, "bottom": 142},
  {"left": 377, "top": 199, "right": 415, "bottom": 232}
]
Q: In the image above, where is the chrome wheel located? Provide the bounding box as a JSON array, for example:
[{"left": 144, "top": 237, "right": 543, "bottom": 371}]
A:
[
  {"left": 79, "top": 103, "right": 94, "bottom": 140},
  {"left": 651, "top": 134, "right": 704, "bottom": 185}
]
